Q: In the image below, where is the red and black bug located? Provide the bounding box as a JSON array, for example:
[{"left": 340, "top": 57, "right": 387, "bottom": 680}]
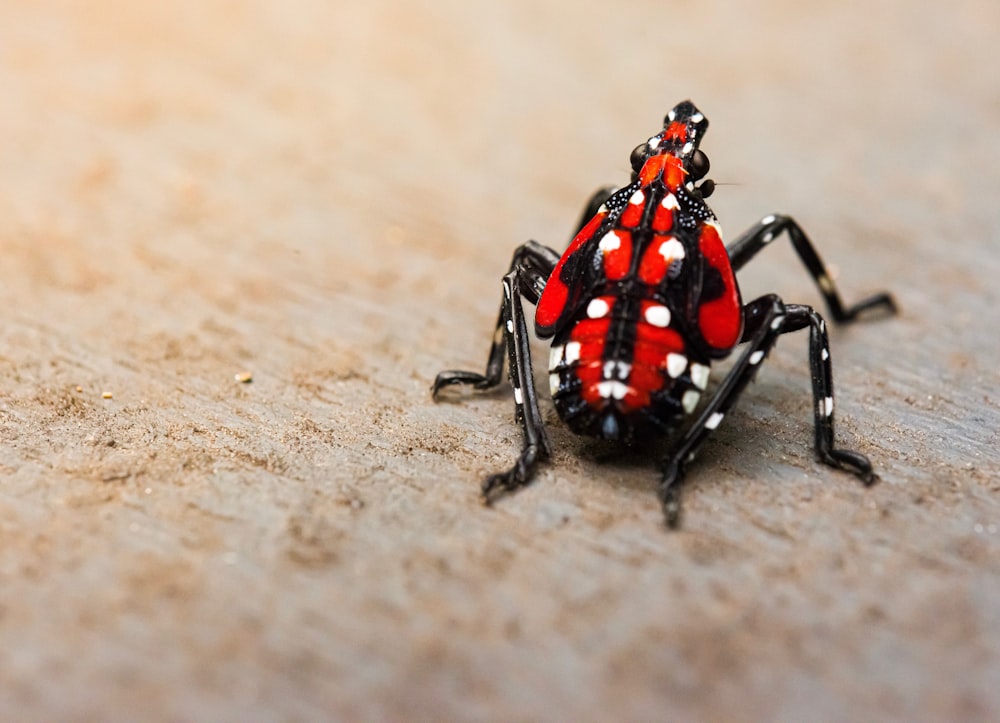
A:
[{"left": 433, "top": 100, "right": 896, "bottom": 526}]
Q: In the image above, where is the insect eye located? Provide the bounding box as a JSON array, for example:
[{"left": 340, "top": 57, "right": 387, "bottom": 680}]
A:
[
  {"left": 699, "top": 179, "right": 715, "bottom": 199},
  {"left": 630, "top": 144, "right": 648, "bottom": 172},
  {"left": 689, "top": 149, "right": 710, "bottom": 180}
]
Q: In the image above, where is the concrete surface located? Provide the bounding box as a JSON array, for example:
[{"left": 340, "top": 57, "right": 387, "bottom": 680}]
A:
[{"left": 1, "top": 1, "right": 998, "bottom": 720}]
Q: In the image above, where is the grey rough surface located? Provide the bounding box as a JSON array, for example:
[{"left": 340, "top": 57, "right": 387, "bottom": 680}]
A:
[{"left": 0, "top": 1, "right": 998, "bottom": 720}]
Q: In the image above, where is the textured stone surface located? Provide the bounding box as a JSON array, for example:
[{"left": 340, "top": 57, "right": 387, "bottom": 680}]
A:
[{"left": 0, "top": 1, "right": 997, "bottom": 719}]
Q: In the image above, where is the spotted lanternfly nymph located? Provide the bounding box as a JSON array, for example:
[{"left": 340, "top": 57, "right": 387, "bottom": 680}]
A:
[{"left": 433, "top": 101, "right": 896, "bottom": 527}]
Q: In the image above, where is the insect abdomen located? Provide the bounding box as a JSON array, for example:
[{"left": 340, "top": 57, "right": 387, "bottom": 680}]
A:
[{"left": 548, "top": 290, "right": 710, "bottom": 440}]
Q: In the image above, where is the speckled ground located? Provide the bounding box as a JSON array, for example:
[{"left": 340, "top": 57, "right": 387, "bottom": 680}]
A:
[{"left": 1, "top": 1, "right": 998, "bottom": 720}]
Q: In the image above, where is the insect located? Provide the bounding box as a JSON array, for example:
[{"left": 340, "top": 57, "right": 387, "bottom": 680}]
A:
[{"left": 433, "top": 100, "right": 896, "bottom": 526}]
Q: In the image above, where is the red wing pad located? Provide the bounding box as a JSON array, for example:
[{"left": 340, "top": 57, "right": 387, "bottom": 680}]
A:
[
  {"left": 535, "top": 212, "right": 606, "bottom": 337},
  {"left": 696, "top": 223, "right": 742, "bottom": 352}
]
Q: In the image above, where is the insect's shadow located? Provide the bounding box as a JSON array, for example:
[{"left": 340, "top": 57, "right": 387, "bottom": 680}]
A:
[{"left": 548, "top": 376, "right": 813, "bottom": 496}]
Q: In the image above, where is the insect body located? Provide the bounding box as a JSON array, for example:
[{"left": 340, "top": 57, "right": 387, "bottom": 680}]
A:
[{"left": 433, "top": 101, "right": 896, "bottom": 526}]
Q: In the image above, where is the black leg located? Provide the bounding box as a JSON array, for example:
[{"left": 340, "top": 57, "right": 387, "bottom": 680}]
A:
[
  {"left": 478, "top": 263, "right": 553, "bottom": 501},
  {"left": 432, "top": 241, "right": 558, "bottom": 396},
  {"left": 432, "top": 241, "right": 558, "bottom": 502},
  {"left": 658, "top": 294, "right": 876, "bottom": 528},
  {"left": 431, "top": 186, "right": 620, "bottom": 504},
  {"left": 726, "top": 214, "right": 897, "bottom": 322}
]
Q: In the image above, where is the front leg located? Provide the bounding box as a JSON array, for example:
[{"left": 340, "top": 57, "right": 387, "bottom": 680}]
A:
[
  {"left": 432, "top": 241, "right": 558, "bottom": 503},
  {"left": 432, "top": 186, "right": 621, "bottom": 503},
  {"left": 726, "top": 214, "right": 897, "bottom": 322},
  {"left": 480, "top": 266, "right": 553, "bottom": 502}
]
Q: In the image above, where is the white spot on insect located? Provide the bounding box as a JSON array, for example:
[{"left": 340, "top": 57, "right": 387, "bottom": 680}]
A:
[
  {"left": 690, "top": 112, "right": 704, "bottom": 123},
  {"left": 658, "top": 237, "right": 685, "bottom": 261},
  {"left": 644, "top": 304, "right": 671, "bottom": 328},
  {"left": 770, "top": 315, "right": 784, "bottom": 330},
  {"left": 681, "top": 142, "right": 694, "bottom": 155},
  {"left": 513, "top": 387, "right": 523, "bottom": 405},
  {"left": 685, "top": 182, "right": 695, "bottom": 191},
  {"left": 749, "top": 350, "right": 765, "bottom": 365},
  {"left": 549, "top": 345, "right": 565, "bottom": 370},
  {"left": 587, "top": 298, "right": 610, "bottom": 319},
  {"left": 823, "top": 396, "right": 834, "bottom": 417},
  {"left": 705, "top": 411, "right": 724, "bottom": 430},
  {"left": 667, "top": 109, "right": 677, "bottom": 122},
  {"left": 821, "top": 348, "right": 829, "bottom": 361},
  {"left": 647, "top": 136, "right": 660, "bottom": 150},
  {"left": 598, "top": 231, "right": 621, "bottom": 252},
  {"left": 690, "top": 363, "right": 710, "bottom": 390},
  {"left": 565, "top": 341, "right": 581, "bottom": 364},
  {"left": 761, "top": 214, "right": 776, "bottom": 225},
  {"left": 602, "top": 360, "right": 631, "bottom": 380},
  {"left": 598, "top": 203, "right": 608, "bottom": 214},
  {"left": 506, "top": 319, "right": 514, "bottom": 333},
  {"left": 597, "top": 380, "right": 629, "bottom": 400},
  {"left": 629, "top": 190, "right": 645, "bottom": 205},
  {"left": 818, "top": 274, "right": 835, "bottom": 293},
  {"left": 549, "top": 373, "right": 561, "bottom": 396},
  {"left": 682, "top": 389, "right": 701, "bottom": 414},
  {"left": 661, "top": 194, "right": 680, "bottom": 210},
  {"left": 666, "top": 353, "right": 687, "bottom": 378}
]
